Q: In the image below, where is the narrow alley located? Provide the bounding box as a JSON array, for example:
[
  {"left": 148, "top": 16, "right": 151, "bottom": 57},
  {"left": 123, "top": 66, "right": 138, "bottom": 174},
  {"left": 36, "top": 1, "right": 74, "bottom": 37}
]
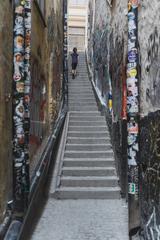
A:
[
  {"left": 30, "top": 53, "right": 128, "bottom": 240},
  {"left": 1, "top": 0, "right": 160, "bottom": 240}
]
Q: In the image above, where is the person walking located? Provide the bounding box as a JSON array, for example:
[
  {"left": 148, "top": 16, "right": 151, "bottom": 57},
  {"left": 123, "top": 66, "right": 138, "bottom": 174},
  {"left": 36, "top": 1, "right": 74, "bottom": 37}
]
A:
[{"left": 71, "top": 47, "right": 78, "bottom": 79}]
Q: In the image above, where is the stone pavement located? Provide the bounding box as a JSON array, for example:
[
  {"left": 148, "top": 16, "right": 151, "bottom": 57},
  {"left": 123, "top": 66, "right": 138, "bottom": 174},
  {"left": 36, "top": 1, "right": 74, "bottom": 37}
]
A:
[{"left": 31, "top": 199, "right": 128, "bottom": 240}]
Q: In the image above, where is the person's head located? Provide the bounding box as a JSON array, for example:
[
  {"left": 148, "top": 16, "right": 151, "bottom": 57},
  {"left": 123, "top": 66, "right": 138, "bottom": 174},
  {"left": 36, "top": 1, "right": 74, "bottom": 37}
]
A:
[{"left": 73, "top": 47, "right": 77, "bottom": 53}]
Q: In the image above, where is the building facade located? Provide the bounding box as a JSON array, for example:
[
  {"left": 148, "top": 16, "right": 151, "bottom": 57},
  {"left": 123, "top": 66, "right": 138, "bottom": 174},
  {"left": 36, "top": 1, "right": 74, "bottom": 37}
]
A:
[{"left": 68, "top": 0, "right": 88, "bottom": 51}]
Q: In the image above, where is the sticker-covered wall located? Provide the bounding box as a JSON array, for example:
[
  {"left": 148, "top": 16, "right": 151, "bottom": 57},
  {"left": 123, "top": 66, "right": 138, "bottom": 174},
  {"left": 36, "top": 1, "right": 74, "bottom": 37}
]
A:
[{"left": 12, "top": 0, "right": 32, "bottom": 214}]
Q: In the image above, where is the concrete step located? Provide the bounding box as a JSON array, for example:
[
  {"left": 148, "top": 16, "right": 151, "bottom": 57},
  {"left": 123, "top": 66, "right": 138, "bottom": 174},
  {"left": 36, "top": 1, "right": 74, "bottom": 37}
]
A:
[
  {"left": 65, "top": 144, "right": 112, "bottom": 151},
  {"left": 69, "top": 107, "right": 98, "bottom": 111},
  {"left": 69, "top": 100, "right": 96, "bottom": 104},
  {"left": 68, "top": 96, "right": 95, "bottom": 99},
  {"left": 69, "top": 88, "right": 92, "bottom": 92},
  {"left": 69, "top": 102, "right": 97, "bottom": 106},
  {"left": 69, "top": 111, "right": 101, "bottom": 116},
  {"left": 62, "top": 166, "right": 116, "bottom": 177},
  {"left": 69, "top": 95, "right": 95, "bottom": 99},
  {"left": 73, "top": 80, "right": 89, "bottom": 82},
  {"left": 68, "top": 85, "right": 91, "bottom": 87},
  {"left": 67, "top": 132, "right": 110, "bottom": 138},
  {"left": 69, "top": 83, "right": 90, "bottom": 86},
  {"left": 71, "top": 79, "right": 89, "bottom": 82},
  {"left": 69, "top": 93, "right": 94, "bottom": 97},
  {"left": 69, "top": 79, "right": 89, "bottom": 82},
  {"left": 60, "top": 176, "right": 119, "bottom": 187},
  {"left": 69, "top": 91, "right": 93, "bottom": 94},
  {"left": 69, "top": 116, "right": 105, "bottom": 121},
  {"left": 68, "top": 126, "right": 108, "bottom": 132},
  {"left": 64, "top": 150, "right": 114, "bottom": 158},
  {"left": 69, "top": 88, "right": 92, "bottom": 91},
  {"left": 68, "top": 121, "right": 106, "bottom": 126},
  {"left": 69, "top": 98, "right": 96, "bottom": 102},
  {"left": 63, "top": 158, "right": 115, "bottom": 167},
  {"left": 76, "top": 72, "right": 88, "bottom": 74},
  {"left": 54, "top": 187, "right": 120, "bottom": 199},
  {"left": 68, "top": 99, "right": 96, "bottom": 103},
  {"left": 66, "top": 137, "right": 110, "bottom": 144}
]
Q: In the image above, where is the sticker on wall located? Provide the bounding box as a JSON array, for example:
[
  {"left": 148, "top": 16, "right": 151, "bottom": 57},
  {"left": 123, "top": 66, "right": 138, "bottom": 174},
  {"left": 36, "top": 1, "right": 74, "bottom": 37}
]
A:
[
  {"left": 129, "top": 182, "right": 136, "bottom": 194},
  {"left": 127, "top": 68, "right": 137, "bottom": 77}
]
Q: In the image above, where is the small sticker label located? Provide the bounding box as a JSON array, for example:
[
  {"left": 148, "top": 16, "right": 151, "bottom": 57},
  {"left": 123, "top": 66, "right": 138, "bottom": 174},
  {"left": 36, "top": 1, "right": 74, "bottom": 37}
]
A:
[{"left": 129, "top": 183, "right": 136, "bottom": 194}]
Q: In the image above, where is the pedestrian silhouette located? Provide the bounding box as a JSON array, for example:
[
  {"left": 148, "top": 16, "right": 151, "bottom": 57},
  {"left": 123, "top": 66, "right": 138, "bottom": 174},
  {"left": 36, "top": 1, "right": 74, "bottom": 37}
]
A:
[{"left": 71, "top": 47, "right": 79, "bottom": 79}]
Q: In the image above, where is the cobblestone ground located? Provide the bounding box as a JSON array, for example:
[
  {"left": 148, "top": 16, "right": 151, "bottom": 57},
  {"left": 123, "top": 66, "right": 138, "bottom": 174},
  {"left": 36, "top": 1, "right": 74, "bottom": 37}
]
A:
[{"left": 31, "top": 199, "right": 129, "bottom": 240}]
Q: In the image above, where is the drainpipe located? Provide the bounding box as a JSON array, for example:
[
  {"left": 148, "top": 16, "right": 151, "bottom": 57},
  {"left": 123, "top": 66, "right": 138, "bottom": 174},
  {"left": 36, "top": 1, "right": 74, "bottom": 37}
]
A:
[
  {"left": 12, "top": 0, "right": 31, "bottom": 218},
  {"left": 127, "top": 0, "right": 140, "bottom": 237}
]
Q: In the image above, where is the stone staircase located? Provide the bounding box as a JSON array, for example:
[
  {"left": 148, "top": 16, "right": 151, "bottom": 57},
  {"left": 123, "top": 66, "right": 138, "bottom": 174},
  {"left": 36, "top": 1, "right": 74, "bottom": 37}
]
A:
[{"left": 51, "top": 53, "right": 120, "bottom": 199}]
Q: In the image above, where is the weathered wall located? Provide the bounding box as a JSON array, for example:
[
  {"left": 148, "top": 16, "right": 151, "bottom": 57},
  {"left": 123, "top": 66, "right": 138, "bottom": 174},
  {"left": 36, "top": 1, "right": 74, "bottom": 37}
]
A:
[
  {"left": 0, "top": 1, "right": 13, "bottom": 223},
  {"left": 88, "top": 0, "right": 160, "bottom": 237},
  {"left": 0, "top": 0, "right": 64, "bottom": 222},
  {"left": 30, "top": 0, "right": 63, "bottom": 170},
  {"left": 87, "top": 0, "right": 128, "bottom": 197},
  {"left": 138, "top": 1, "right": 160, "bottom": 238}
]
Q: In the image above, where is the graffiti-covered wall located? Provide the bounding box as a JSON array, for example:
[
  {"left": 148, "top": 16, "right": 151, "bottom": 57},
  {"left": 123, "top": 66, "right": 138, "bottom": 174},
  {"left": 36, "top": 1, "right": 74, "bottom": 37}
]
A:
[
  {"left": 29, "top": 0, "right": 63, "bottom": 170},
  {"left": 87, "top": 0, "right": 128, "bottom": 197},
  {"left": 88, "top": 0, "right": 160, "bottom": 238},
  {"left": 138, "top": 1, "right": 160, "bottom": 238},
  {"left": 0, "top": 0, "right": 13, "bottom": 223}
]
